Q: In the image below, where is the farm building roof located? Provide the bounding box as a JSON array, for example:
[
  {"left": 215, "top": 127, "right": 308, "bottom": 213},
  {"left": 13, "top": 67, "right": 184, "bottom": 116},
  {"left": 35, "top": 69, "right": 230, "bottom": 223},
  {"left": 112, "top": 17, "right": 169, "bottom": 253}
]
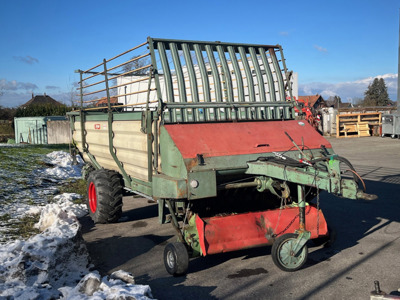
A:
[{"left": 21, "top": 94, "right": 63, "bottom": 107}]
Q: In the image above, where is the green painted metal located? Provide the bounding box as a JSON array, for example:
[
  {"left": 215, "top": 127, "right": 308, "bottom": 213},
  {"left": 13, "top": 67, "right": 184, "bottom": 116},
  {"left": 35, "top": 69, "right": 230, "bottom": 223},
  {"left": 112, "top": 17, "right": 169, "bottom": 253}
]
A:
[
  {"left": 291, "top": 230, "right": 311, "bottom": 256},
  {"left": 216, "top": 45, "right": 234, "bottom": 111},
  {"left": 245, "top": 159, "right": 368, "bottom": 200},
  {"left": 193, "top": 44, "right": 212, "bottom": 121},
  {"left": 291, "top": 185, "right": 311, "bottom": 256},
  {"left": 187, "top": 170, "right": 217, "bottom": 200},
  {"left": 155, "top": 41, "right": 176, "bottom": 122},
  {"left": 182, "top": 43, "right": 201, "bottom": 122},
  {"left": 159, "top": 126, "right": 187, "bottom": 179},
  {"left": 169, "top": 42, "right": 188, "bottom": 122},
  {"left": 204, "top": 44, "right": 225, "bottom": 120},
  {"left": 68, "top": 111, "right": 143, "bottom": 122},
  {"left": 66, "top": 39, "right": 380, "bottom": 272},
  {"left": 152, "top": 175, "right": 187, "bottom": 199},
  {"left": 165, "top": 199, "right": 185, "bottom": 243},
  {"left": 183, "top": 214, "right": 202, "bottom": 257},
  {"left": 103, "top": 59, "right": 131, "bottom": 185},
  {"left": 238, "top": 46, "right": 259, "bottom": 118},
  {"left": 249, "top": 47, "right": 267, "bottom": 103},
  {"left": 147, "top": 38, "right": 164, "bottom": 105},
  {"left": 258, "top": 47, "right": 276, "bottom": 102},
  {"left": 269, "top": 47, "right": 286, "bottom": 102}
]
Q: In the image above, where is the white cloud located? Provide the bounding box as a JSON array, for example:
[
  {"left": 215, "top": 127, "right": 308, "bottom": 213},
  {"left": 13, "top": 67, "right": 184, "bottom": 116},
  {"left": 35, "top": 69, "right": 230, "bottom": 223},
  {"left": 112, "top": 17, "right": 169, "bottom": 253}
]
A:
[
  {"left": 45, "top": 85, "right": 60, "bottom": 90},
  {"left": 0, "top": 79, "right": 38, "bottom": 91},
  {"left": 13, "top": 55, "right": 39, "bottom": 64},
  {"left": 313, "top": 45, "right": 328, "bottom": 53},
  {"left": 299, "top": 73, "right": 398, "bottom": 102}
]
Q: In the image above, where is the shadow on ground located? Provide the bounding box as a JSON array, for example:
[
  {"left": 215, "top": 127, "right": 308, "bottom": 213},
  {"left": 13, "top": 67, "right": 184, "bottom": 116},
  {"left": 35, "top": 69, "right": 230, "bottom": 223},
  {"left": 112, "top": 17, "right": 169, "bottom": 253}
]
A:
[{"left": 80, "top": 177, "right": 400, "bottom": 299}]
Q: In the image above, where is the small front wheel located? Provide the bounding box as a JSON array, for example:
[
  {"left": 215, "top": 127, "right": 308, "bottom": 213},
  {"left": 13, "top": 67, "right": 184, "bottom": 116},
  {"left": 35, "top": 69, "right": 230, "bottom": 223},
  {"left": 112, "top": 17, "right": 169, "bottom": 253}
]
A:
[
  {"left": 272, "top": 233, "right": 308, "bottom": 272},
  {"left": 164, "top": 242, "right": 189, "bottom": 276}
]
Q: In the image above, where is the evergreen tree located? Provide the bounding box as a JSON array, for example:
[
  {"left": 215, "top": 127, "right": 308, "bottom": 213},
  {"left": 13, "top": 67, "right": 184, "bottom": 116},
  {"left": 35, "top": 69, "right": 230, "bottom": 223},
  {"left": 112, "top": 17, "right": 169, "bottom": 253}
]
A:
[{"left": 362, "top": 78, "right": 390, "bottom": 107}]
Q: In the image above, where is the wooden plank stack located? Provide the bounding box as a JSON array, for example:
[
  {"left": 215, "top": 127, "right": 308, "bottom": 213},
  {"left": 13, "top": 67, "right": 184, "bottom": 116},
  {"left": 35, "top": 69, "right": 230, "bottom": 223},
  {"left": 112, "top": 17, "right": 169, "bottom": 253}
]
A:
[{"left": 336, "top": 112, "right": 381, "bottom": 138}]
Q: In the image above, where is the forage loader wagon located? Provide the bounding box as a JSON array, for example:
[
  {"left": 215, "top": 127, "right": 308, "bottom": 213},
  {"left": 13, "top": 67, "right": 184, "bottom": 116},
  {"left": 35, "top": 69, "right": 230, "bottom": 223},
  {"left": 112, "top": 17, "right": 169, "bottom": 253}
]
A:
[{"left": 68, "top": 37, "right": 377, "bottom": 275}]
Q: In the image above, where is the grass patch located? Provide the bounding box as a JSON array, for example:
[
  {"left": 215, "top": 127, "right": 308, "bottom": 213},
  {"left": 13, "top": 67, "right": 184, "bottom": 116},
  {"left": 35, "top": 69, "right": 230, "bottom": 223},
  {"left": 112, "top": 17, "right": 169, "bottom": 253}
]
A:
[
  {"left": 59, "top": 179, "right": 87, "bottom": 204},
  {"left": 0, "top": 213, "right": 11, "bottom": 222},
  {"left": 9, "top": 214, "right": 40, "bottom": 240}
]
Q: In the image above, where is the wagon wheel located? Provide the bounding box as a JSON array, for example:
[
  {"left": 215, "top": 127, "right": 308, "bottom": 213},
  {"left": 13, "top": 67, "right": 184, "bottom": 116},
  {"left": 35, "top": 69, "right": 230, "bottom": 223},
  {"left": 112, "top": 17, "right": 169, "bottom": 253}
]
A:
[
  {"left": 86, "top": 169, "right": 123, "bottom": 224},
  {"left": 164, "top": 242, "right": 189, "bottom": 276},
  {"left": 272, "top": 233, "right": 308, "bottom": 272},
  {"left": 82, "top": 163, "right": 95, "bottom": 181}
]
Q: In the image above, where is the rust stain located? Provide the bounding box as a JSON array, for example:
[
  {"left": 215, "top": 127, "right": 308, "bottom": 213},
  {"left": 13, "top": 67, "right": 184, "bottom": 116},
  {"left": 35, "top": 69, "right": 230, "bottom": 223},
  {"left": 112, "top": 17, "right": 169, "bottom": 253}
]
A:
[
  {"left": 185, "top": 158, "right": 198, "bottom": 171},
  {"left": 177, "top": 186, "right": 187, "bottom": 198}
]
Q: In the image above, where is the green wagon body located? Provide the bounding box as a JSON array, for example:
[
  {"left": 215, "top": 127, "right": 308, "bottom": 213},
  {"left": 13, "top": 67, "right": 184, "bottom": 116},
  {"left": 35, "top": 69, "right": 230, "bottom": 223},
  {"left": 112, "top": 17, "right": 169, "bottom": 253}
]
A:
[{"left": 68, "top": 38, "right": 376, "bottom": 274}]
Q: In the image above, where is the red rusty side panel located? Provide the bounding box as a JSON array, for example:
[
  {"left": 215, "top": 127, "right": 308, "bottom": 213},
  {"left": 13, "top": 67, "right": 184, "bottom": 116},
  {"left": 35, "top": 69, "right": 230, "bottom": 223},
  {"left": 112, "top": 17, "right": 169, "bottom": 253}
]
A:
[
  {"left": 164, "top": 120, "right": 332, "bottom": 159},
  {"left": 195, "top": 205, "right": 328, "bottom": 256}
]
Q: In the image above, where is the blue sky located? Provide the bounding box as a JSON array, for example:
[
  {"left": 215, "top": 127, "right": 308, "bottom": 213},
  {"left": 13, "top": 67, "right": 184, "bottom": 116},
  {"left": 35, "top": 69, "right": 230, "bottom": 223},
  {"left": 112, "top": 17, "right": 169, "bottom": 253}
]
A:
[{"left": 0, "top": 0, "right": 399, "bottom": 107}]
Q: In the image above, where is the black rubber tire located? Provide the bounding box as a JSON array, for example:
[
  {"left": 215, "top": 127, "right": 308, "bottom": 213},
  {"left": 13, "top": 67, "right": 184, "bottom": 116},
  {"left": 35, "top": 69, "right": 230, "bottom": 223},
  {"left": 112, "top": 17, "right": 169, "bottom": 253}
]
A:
[
  {"left": 272, "top": 233, "right": 308, "bottom": 272},
  {"left": 82, "top": 164, "right": 95, "bottom": 181},
  {"left": 86, "top": 169, "right": 123, "bottom": 224},
  {"left": 164, "top": 242, "right": 189, "bottom": 276}
]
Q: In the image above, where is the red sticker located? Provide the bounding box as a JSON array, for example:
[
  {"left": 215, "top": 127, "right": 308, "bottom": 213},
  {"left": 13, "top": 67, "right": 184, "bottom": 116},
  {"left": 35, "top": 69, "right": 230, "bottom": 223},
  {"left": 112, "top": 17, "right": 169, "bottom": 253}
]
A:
[{"left": 94, "top": 124, "right": 101, "bottom": 130}]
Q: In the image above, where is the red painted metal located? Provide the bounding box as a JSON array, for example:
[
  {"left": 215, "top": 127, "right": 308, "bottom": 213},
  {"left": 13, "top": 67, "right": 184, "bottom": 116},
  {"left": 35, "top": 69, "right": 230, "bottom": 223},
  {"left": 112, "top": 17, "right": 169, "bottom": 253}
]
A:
[
  {"left": 195, "top": 205, "right": 328, "bottom": 256},
  {"left": 164, "top": 120, "right": 331, "bottom": 159},
  {"left": 88, "top": 182, "right": 97, "bottom": 213}
]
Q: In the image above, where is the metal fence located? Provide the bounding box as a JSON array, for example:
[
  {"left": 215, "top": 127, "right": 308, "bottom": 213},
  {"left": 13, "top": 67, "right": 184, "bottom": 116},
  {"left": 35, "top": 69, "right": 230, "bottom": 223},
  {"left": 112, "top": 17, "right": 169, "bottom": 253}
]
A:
[{"left": 75, "top": 37, "right": 297, "bottom": 123}]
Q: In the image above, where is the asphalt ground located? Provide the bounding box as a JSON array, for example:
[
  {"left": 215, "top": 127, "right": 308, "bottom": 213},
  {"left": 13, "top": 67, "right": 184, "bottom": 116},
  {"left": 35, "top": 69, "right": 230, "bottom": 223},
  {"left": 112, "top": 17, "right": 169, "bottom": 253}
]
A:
[{"left": 80, "top": 136, "right": 400, "bottom": 300}]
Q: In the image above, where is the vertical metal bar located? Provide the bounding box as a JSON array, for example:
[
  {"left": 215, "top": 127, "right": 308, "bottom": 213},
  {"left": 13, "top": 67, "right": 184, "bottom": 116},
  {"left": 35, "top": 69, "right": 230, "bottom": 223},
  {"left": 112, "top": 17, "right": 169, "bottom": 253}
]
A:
[
  {"left": 148, "top": 37, "right": 171, "bottom": 127},
  {"left": 79, "top": 70, "right": 84, "bottom": 109},
  {"left": 153, "top": 115, "right": 159, "bottom": 173},
  {"left": 278, "top": 46, "right": 302, "bottom": 116},
  {"left": 146, "top": 110, "right": 153, "bottom": 182},
  {"left": 182, "top": 43, "right": 200, "bottom": 122},
  {"left": 205, "top": 45, "right": 223, "bottom": 121},
  {"left": 194, "top": 44, "right": 212, "bottom": 121},
  {"left": 78, "top": 70, "right": 88, "bottom": 152},
  {"left": 249, "top": 47, "right": 266, "bottom": 119},
  {"left": 297, "top": 185, "right": 306, "bottom": 231},
  {"left": 216, "top": 45, "right": 235, "bottom": 120},
  {"left": 165, "top": 200, "right": 184, "bottom": 242},
  {"left": 227, "top": 46, "right": 247, "bottom": 120},
  {"left": 142, "top": 68, "right": 154, "bottom": 133},
  {"left": 170, "top": 42, "right": 188, "bottom": 122},
  {"left": 103, "top": 59, "right": 130, "bottom": 183},
  {"left": 270, "top": 48, "right": 285, "bottom": 102},
  {"left": 258, "top": 48, "right": 276, "bottom": 102},
  {"left": 157, "top": 41, "right": 176, "bottom": 122},
  {"left": 238, "top": 46, "right": 258, "bottom": 120}
]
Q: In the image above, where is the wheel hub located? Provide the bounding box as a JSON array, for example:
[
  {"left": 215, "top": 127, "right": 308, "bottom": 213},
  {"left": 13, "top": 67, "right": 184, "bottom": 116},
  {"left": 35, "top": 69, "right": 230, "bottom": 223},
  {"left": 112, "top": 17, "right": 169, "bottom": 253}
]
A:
[
  {"left": 88, "top": 182, "right": 97, "bottom": 213},
  {"left": 166, "top": 250, "right": 175, "bottom": 268}
]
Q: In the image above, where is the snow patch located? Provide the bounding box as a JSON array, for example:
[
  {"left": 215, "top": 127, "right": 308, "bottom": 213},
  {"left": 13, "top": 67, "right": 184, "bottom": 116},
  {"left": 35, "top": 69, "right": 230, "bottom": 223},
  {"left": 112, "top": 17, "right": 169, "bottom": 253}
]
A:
[{"left": 0, "top": 150, "right": 154, "bottom": 299}]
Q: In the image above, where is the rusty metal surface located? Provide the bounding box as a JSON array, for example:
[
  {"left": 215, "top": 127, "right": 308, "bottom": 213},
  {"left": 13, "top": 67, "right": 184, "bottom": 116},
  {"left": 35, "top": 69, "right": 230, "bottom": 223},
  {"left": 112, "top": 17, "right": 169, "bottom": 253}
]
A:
[
  {"left": 164, "top": 120, "right": 331, "bottom": 159},
  {"left": 195, "top": 205, "right": 327, "bottom": 256}
]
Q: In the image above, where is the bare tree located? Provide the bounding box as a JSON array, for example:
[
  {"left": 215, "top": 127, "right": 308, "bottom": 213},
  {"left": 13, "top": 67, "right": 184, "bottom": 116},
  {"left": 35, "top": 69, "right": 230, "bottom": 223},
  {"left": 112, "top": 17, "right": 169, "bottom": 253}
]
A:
[{"left": 122, "top": 55, "right": 149, "bottom": 76}]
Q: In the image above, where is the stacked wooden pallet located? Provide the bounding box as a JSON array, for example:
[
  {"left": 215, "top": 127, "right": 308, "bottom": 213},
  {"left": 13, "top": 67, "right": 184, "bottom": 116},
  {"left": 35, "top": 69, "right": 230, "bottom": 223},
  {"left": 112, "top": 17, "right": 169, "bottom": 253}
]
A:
[{"left": 336, "top": 112, "right": 381, "bottom": 138}]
